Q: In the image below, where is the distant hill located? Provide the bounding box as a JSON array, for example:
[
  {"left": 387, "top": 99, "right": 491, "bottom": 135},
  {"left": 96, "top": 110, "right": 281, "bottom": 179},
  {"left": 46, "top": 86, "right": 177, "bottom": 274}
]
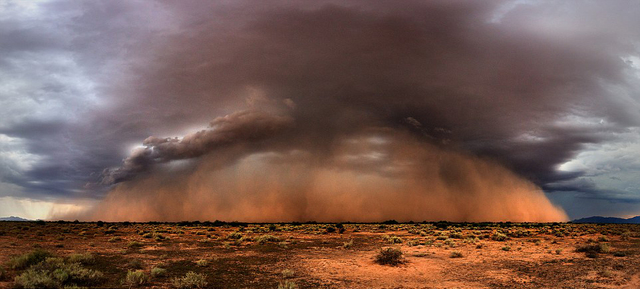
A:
[
  {"left": 572, "top": 216, "right": 640, "bottom": 224},
  {"left": 0, "top": 216, "right": 31, "bottom": 221}
]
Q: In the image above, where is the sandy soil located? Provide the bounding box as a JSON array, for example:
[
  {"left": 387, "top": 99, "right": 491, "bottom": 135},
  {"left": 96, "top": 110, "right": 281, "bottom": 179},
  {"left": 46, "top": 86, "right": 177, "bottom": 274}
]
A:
[{"left": 0, "top": 222, "right": 639, "bottom": 288}]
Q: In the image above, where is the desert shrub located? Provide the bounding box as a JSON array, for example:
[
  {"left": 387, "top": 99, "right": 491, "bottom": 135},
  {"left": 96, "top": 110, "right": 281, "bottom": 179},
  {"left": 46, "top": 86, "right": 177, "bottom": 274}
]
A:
[
  {"left": 598, "top": 242, "right": 611, "bottom": 253},
  {"left": 255, "top": 234, "right": 280, "bottom": 244},
  {"left": 600, "top": 269, "right": 614, "bottom": 278},
  {"left": 151, "top": 267, "right": 167, "bottom": 277},
  {"left": 154, "top": 233, "right": 167, "bottom": 241},
  {"left": 576, "top": 242, "right": 610, "bottom": 258},
  {"left": 195, "top": 259, "right": 208, "bottom": 267},
  {"left": 172, "top": 272, "right": 208, "bottom": 289},
  {"left": 226, "top": 231, "right": 243, "bottom": 240},
  {"left": 281, "top": 269, "right": 295, "bottom": 278},
  {"left": 450, "top": 251, "right": 463, "bottom": 258},
  {"left": 444, "top": 239, "right": 456, "bottom": 247},
  {"left": 343, "top": 240, "right": 353, "bottom": 249},
  {"left": 67, "top": 253, "right": 94, "bottom": 265},
  {"left": 238, "top": 236, "right": 253, "bottom": 243},
  {"left": 124, "top": 270, "right": 148, "bottom": 287},
  {"left": 501, "top": 246, "right": 511, "bottom": 251},
  {"left": 13, "top": 268, "right": 59, "bottom": 289},
  {"left": 108, "top": 237, "right": 122, "bottom": 242},
  {"left": 127, "top": 241, "right": 144, "bottom": 249},
  {"left": 278, "top": 280, "right": 298, "bottom": 289},
  {"left": 382, "top": 235, "right": 403, "bottom": 244},
  {"left": 555, "top": 249, "right": 563, "bottom": 255},
  {"left": 9, "top": 249, "right": 53, "bottom": 270},
  {"left": 374, "top": 247, "right": 404, "bottom": 266},
  {"left": 492, "top": 232, "right": 507, "bottom": 241},
  {"left": 14, "top": 257, "right": 103, "bottom": 289},
  {"left": 449, "top": 232, "right": 463, "bottom": 239}
]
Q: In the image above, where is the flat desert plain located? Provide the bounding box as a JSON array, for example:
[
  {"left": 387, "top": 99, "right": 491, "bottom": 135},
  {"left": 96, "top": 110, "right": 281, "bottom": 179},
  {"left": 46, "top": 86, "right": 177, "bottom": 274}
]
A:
[{"left": 1, "top": 221, "right": 639, "bottom": 288}]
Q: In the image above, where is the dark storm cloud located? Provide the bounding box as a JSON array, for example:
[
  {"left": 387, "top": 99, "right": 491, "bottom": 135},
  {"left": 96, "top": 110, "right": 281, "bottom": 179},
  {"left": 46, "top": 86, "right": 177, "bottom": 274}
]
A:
[
  {"left": 102, "top": 110, "right": 294, "bottom": 184},
  {"left": 115, "top": 0, "right": 639, "bottom": 188},
  {"left": 3, "top": 0, "right": 640, "bottom": 219},
  {"left": 0, "top": 0, "right": 171, "bottom": 199}
]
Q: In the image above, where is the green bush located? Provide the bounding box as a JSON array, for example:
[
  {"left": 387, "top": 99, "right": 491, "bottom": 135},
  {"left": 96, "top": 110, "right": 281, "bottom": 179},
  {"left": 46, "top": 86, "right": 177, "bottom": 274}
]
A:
[
  {"left": 14, "top": 269, "right": 59, "bottom": 289},
  {"left": 492, "top": 233, "right": 507, "bottom": 241},
  {"left": 9, "top": 249, "right": 53, "bottom": 270},
  {"left": 374, "top": 247, "right": 404, "bottom": 266},
  {"left": 172, "top": 272, "right": 208, "bottom": 289},
  {"left": 195, "top": 259, "right": 208, "bottom": 267},
  {"left": 67, "top": 253, "right": 94, "bottom": 265},
  {"left": 226, "top": 231, "right": 243, "bottom": 240},
  {"left": 255, "top": 234, "right": 280, "bottom": 244},
  {"left": 450, "top": 251, "right": 463, "bottom": 258},
  {"left": 124, "top": 270, "right": 148, "bottom": 287},
  {"left": 13, "top": 257, "right": 103, "bottom": 289},
  {"left": 281, "top": 269, "right": 294, "bottom": 278},
  {"left": 382, "top": 235, "right": 403, "bottom": 244},
  {"left": 151, "top": 267, "right": 167, "bottom": 277}
]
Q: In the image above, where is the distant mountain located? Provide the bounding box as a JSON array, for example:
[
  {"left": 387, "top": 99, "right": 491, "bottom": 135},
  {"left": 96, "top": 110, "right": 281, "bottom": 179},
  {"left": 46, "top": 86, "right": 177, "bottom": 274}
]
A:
[
  {"left": 572, "top": 216, "right": 640, "bottom": 224},
  {"left": 0, "top": 216, "right": 31, "bottom": 221}
]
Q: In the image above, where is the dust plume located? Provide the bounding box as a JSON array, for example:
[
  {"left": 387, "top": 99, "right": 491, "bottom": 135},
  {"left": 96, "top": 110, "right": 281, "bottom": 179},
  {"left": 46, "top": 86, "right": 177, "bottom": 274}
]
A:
[{"left": 73, "top": 112, "right": 567, "bottom": 222}]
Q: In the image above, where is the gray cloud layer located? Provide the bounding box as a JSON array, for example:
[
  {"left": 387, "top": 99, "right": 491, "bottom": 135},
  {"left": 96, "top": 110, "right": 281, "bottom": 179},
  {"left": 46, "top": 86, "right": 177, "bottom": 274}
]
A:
[
  {"left": 2, "top": 0, "right": 640, "bottom": 218},
  {"left": 101, "top": 110, "right": 294, "bottom": 184}
]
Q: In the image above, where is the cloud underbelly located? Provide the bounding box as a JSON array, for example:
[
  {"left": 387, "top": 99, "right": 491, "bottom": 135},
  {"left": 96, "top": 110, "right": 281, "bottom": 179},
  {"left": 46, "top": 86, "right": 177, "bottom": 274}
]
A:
[{"left": 76, "top": 121, "right": 567, "bottom": 222}]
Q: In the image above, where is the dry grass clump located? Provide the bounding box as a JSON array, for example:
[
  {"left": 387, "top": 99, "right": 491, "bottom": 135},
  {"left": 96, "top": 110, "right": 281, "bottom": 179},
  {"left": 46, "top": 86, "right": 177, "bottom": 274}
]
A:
[
  {"left": 172, "top": 272, "right": 208, "bottom": 289},
  {"left": 124, "top": 270, "right": 149, "bottom": 287},
  {"left": 281, "top": 269, "right": 295, "bottom": 278},
  {"left": 151, "top": 267, "right": 167, "bottom": 277},
  {"left": 255, "top": 234, "right": 280, "bottom": 244},
  {"left": 67, "top": 253, "right": 94, "bottom": 265},
  {"left": 374, "top": 247, "right": 404, "bottom": 266},
  {"left": 195, "top": 259, "right": 208, "bottom": 267}
]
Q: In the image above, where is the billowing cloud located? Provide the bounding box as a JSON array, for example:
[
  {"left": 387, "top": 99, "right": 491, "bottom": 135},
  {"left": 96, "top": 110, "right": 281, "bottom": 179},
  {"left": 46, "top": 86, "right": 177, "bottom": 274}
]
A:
[
  {"left": 3, "top": 0, "right": 640, "bottom": 220},
  {"left": 101, "top": 110, "right": 294, "bottom": 184}
]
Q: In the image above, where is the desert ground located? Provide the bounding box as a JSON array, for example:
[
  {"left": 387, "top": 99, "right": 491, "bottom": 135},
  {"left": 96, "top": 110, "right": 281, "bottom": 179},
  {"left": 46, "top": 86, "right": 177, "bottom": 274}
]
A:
[{"left": 0, "top": 221, "right": 639, "bottom": 288}]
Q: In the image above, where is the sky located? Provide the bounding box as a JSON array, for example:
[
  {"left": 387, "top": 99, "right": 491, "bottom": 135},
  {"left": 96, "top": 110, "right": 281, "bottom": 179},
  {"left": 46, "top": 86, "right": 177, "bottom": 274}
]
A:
[{"left": 1, "top": 0, "right": 639, "bottom": 221}]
